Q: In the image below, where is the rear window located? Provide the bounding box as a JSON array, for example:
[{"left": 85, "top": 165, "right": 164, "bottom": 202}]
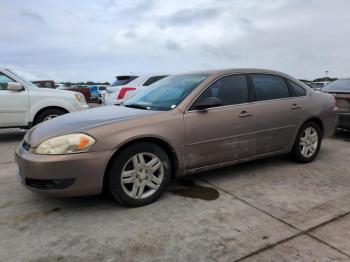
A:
[
  {"left": 323, "top": 79, "right": 350, "bottom": 92},
  {"left": 111, "top": 75, "right": 138, "bottom": 86},
  {"left": 143, "top": 76, "right": 168, "bottom": 86}
]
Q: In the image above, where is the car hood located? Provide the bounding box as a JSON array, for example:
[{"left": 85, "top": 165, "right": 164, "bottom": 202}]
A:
[{"left": 25, "top": 106, "right": 158, "bottom": 147}]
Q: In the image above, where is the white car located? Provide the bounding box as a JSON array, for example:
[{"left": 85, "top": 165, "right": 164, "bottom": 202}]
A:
[
  {"left": 103, "top": 75, "right": 168, "bottom": 105},
  {"left": 55, "top": 83, "right": 68, "bottom": 89},
  {"left": 0, "top": 68, "right": 89, "bottom": 129}
]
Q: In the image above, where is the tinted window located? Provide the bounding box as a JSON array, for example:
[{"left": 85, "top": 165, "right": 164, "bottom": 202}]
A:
[
  {"left": 124, "top": 74, "right": 208, "bottom": 111},
  {"left": 323, "top": 79, "right": 350, "bottom": 92},
  {"left": 193, "top": 75, "right": 249, "bottom": 109},
  {"left": 143, "top": 76, "right": 168, "bottom": 86},
  {"left": 288, "top": 80, "right": 306, "bottom": 96},
  {"left": 251, "top": 74, "right": 290, "bottom": 101},
  {"left": 0, "top": 73, "right": 14, "bottom": 90},
  {"left": 111, "top": 75, "right": 138, "bottom": 86}
]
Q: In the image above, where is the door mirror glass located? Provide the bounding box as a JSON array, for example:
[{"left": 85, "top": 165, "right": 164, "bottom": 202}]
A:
[
  {"left": 7, "top": 82, "right": 24, "bottom": 91},
  {"left": 195, "top": 96, "right": 223, "bottom": 110}
]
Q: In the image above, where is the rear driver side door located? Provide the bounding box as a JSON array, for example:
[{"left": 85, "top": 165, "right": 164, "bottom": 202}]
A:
[{"left": 248, "top": 74, "right": 303, "bottom": 155}]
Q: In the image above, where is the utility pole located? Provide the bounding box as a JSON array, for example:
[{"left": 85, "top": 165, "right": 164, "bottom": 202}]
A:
[{"left": 325, "top": 70, "right": 329, "bottom": 83}]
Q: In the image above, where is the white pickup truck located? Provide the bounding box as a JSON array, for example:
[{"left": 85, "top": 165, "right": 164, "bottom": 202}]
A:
[{"left": 0, "top": 68, "right": 89, "bottom": 128}]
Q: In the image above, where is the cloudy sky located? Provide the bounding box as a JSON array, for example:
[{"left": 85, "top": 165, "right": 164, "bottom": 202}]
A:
[{"left": 1, "top": 0, "right": 349, "bottom": 82}]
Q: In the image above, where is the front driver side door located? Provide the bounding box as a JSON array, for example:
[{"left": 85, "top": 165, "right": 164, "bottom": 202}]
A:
[
  {"left": 184, "top": 74, "right": 257, "bottom": 170},
  {"left": 0, "top": 72, "right": 29, "bottom": 127}
]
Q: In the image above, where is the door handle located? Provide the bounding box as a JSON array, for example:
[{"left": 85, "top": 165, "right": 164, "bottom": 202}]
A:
[
  {"left": 239, "top": 111, "right": 252, "bottom": 118},
  {"left": 290, "top": 104, "right": 302, "bottom": 110}
]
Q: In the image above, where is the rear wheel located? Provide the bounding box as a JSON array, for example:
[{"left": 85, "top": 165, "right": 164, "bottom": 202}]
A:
[
  {"left": 108, "top": 142, "right": 171, "bottom": 207},
  {"left": 35, "top": 108, "right": 66, "bottom": 125},
  {"left": 292, "top": 122, "right": 322, "bottom": 163}
]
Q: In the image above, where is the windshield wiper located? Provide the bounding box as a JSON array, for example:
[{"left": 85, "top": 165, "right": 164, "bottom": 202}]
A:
[{"left": 124, "top": 104, "right": 149, "bottom": 110}]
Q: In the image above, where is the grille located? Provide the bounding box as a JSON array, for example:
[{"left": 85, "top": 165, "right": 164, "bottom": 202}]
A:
[{"left": 25, "top": 178, "right": 75, "bottom": 190}]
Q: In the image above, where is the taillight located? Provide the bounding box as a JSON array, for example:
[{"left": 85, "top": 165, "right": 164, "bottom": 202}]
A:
[{"left": 117, "top": 87, "right": 136, "bottom": 100}]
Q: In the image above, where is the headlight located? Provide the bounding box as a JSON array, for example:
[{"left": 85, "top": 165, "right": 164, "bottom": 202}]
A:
[
  {"left": 35, "top": 133, "right": 95, "bottom": 155},
  {"left": 75, "top": 93, "right": 86, "bottom": 103}
]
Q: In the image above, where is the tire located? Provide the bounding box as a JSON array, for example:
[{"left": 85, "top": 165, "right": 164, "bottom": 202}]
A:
[
  {"left": 291, "top": 122, "right": 322, "bottom": 163},
  {"left": 108, "top": 142, "right": 172, "bottom": 207},
  {"left": 35, "top": 108, "right": 66, "bottom": 125}
]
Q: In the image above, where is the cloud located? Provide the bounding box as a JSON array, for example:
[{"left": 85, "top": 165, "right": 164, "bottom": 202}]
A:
[{"left": 0, "top": 0, "right": 349, "bottom": 82}]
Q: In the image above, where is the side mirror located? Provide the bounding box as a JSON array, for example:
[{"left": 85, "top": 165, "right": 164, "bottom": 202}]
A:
[
  {"left": 195, "top": 96, "right": 223, "bottom": 110},
  {"left": 7, "top": 82, "right": 24, "bottom": 91}
]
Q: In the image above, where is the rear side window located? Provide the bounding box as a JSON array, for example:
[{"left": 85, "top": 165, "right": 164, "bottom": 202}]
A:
[
  {"left": 251, "top": 74, "right": 290, "bottom": 101},
  {"left": 0, "top": 73, "right": 14, "bottom": 90},
  {"left": 143, "top": 76, "right": 168, "bottom": 86},
  {"left": 112, "top": 75, "right": 138, "bottom": 86},
  {"left": 288, "top": 80, "right": 306, "bottom": 96},
  {"left": 192, "top": 74, "right": 249, "bottom": 108}
]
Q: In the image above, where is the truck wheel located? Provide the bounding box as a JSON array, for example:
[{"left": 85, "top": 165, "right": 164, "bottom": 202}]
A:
[{"left": 35, "top": 108, "right": 66, "bottom": 125}]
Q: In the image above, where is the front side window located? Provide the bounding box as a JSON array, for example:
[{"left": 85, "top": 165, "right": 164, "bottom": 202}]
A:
[
  {"left": 124, "top": 74, "right": 208, "bottom": 111},
  {"left": 288, "top": 80, "right": 306, "bottom": 96},
  {"left": 251, "top": 74, "right": 290, "bottom": 101},
  {"left": 191, "top": 74, "right": 249, "bottom": 109},
  {"left": 0, "top": 73, "right": 14, "bottom": 90}
]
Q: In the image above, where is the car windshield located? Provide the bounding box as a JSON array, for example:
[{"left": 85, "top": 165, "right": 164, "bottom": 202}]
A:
[
  {"left": 323, "top": 79, "right": 350, "bottom": 92},
  {"left": 123, "top": 74, "right": 208, "bottom": 111}
]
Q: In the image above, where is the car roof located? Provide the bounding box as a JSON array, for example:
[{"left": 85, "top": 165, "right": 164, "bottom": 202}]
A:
[{"left": 179, "top": 68, "right": 292, "bottom": 78}]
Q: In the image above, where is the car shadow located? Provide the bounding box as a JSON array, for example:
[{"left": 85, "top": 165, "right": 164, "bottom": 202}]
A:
[
  {"left": 0, "top": 129, "right": 26, "bottom": 142},
  {"left": 332, "top": 128, "right": 350, "bottom": 141}
]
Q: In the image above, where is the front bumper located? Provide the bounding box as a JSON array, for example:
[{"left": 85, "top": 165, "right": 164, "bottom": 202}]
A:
[
  {"left": 338, "top": 112, "right": 350, "bottom": 129},
  {"left": 15, "top": 144, "right": 111, "bottom": 197}
]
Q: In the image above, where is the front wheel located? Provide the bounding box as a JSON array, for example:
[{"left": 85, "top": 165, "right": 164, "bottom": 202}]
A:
[
  {"left": 108, "top": 142, "right": 171, "bottom": 207},
  {"left": 292, "top": 122, "right": 322, "bottom": 163}
]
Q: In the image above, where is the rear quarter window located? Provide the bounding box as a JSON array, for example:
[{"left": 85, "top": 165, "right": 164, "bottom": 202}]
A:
[{"left": 288, "top": 80, "right": 307, "bottom": 96}]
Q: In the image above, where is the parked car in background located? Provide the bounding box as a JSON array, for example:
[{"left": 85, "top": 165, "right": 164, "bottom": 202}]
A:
[
  {"left": 323, "top": 78, "right": 350, "bottom": 129},
  {"left": 64, "top": 85, "right": 91, "bottom": 102},
  {"left": 15, "top": 69, "right": 337, "bottom": 207},
  {"left": 308, "top": 81, "right": 330, "bottom": 90},
  {"left": 55, "top": 83, "right": 68, "bottom": 89},
  {"left": 0, "top": 68, "right": 89, "bottom": 128},
  {"left": 90, "top": 85, "right": 108, "bottom": 103},
  {"left": 103, "top": 75, "right": 168, "bottom": 105},
  {"left": 32, "top": 80, "right": 56, "bottom": 89}
]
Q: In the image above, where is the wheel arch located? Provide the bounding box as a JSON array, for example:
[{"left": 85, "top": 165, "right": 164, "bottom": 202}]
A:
[
  {"left": 103, "top": 137, "right": 180, "bottom": 192},
  {"left": 33, "top": 106, "right": 69, "bottom": 125},
  {"left": 302, "top": 117, "right": 324, "bottom": 138}
]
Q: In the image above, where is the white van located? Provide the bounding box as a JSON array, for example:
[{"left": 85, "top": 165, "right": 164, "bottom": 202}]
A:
[{"left": 0, "top": 68, "right": 89, "bottom": 128}]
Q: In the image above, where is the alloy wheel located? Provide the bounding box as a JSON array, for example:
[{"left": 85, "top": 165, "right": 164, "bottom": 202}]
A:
[
  {"left": 120, "top": 152, "right": 164, "bottom": 199},
  {"left": 300, "top": 127, "right": 319, "bottom": 158}
]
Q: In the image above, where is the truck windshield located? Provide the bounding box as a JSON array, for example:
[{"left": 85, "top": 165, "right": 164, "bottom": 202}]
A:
[{"left": 5, "top": 69, "right": 38, "bottom": 88}]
